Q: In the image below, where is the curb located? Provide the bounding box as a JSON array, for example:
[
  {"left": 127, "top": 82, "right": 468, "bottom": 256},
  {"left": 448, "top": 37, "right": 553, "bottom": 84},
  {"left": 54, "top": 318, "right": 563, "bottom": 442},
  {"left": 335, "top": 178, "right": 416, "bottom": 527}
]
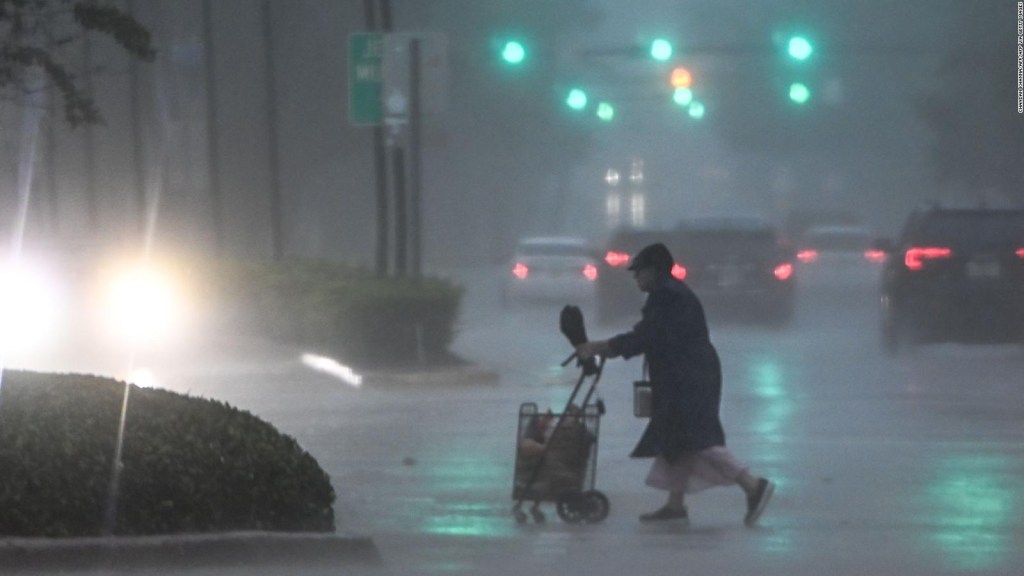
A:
[
  {"left": 362, "top": 364, "right": 500, "bottom": 386},
  {"left": 0, "top": 531, "right": 382, "bottom": 572}
]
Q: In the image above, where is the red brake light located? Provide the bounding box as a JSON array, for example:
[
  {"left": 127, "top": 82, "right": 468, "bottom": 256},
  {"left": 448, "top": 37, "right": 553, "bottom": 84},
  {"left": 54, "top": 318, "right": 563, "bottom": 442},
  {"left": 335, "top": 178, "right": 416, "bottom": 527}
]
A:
[
  {"left": 1017, "top": 248, "right": 1024, "bottom": 259},
  {"left": 797, "top": 249, "right": 818, "bottom": 263},
  {"left": 671, "top": 263, "right": 687, "bottom": 281},
  {"left": 605, "top": 251, "right": 630, "bottom": 267},
  {"left": 864, "top": 249, "right": 887, "bottom": 263},
  {"left": 583, "top": 264, "right": 598, "bottom": 281},
  {"left": 512, "top": 262, "right": 528, "bottom": 279},
  {"left": 774, "top": 262, "right": 794, "bottom": 281},
  {"left": 904, "top": 247, "right": 951, "bottom": 271}
]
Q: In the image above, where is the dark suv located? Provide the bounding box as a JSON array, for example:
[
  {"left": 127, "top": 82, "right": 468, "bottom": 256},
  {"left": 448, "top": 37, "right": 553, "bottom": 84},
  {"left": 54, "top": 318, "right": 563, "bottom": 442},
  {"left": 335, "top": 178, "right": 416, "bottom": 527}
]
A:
[
  {"left": 879, "top": 206, "right": 1024, "bottom": 351},
  {"left": 595, "top": 220, "right": 797, "bottom": 326},
  {"left": 675, "top": 217, "right": 796, "bottom": 325},
  {"left": 595, "top": 227, "right": 683, "bottom": 324}
]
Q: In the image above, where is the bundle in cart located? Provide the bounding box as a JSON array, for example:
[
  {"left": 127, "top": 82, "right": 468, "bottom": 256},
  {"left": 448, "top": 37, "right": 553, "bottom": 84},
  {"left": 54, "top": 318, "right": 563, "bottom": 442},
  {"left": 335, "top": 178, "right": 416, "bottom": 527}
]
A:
[
  {"left": 512, "top": 402, "right": 608, "bottom": 523},
  {"left": 511, "top": 306, "right": 609, "bottom": 524}
]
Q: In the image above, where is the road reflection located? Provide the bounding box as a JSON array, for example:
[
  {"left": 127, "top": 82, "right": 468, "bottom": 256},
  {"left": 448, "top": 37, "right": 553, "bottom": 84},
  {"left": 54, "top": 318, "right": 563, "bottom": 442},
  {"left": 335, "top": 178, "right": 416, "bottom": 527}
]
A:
[
  {"left": 921, "top": 453, "right": 1019, "bottom": 571},
  {"left": 417, "top": 449, "right": 516, "bottom": 539},
  {"left": 745, "top": 354, "right": 795, "bottom": 556}
]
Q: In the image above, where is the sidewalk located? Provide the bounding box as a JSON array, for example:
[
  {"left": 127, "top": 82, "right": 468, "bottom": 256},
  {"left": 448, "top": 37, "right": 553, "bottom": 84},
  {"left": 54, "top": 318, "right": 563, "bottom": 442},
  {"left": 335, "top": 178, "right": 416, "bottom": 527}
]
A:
[
  {"left": 0, "top": 531, "right": 382, "bottom": 572},
  {"left": 361, "top": 363, "right": 500, "bottom": 386}
]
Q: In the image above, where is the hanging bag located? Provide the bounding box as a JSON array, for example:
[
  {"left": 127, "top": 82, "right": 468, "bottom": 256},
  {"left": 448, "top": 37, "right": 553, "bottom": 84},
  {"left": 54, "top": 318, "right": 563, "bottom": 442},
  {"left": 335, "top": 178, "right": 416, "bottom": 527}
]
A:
[{"left": 633, "top": 359, "right": 652, "bottom": 418}]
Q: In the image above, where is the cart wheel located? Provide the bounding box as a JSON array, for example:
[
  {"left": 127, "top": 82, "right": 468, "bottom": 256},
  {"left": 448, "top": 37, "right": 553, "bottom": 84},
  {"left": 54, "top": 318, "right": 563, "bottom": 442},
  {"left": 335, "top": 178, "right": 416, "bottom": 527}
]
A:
[
  {"left": 529, "top": 506, "right": 546, "bottom": 524},
  {"left": 555, "top": 493, "right": 586, "bottom": 524},
  {"left": 581, "top": 490, "right": 610, "bottom": 523}
]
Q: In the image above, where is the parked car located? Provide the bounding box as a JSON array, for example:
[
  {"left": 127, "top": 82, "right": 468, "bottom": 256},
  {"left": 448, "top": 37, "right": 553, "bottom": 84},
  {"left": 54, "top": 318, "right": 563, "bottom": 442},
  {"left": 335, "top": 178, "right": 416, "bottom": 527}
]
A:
[
  {"left": 502, "top": 237, "right": 600, "bottom": 307},
  {"left": 595, "top": 227, "right": 684, "bottom": 324},
  {"left": 674, "top": 216, "right": 796, "bottom": 325},
  {"left": 878, "top": 206, "right": 1024, "bottom": 352}
]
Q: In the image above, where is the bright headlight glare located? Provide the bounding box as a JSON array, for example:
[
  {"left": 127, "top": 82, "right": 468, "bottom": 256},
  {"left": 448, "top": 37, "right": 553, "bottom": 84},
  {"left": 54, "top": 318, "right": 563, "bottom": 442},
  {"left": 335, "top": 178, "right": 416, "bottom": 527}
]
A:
[
  {"left": 0, "top": 263, "right": 63, "bottom": 351},
  {"left": 105, "top": 266, "right": 181, "bottom": 342}
]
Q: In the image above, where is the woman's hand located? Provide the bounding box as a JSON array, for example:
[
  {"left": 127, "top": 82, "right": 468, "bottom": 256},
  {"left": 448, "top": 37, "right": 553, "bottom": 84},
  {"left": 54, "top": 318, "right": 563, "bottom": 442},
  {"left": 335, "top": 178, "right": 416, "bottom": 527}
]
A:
[{"left": 576, "top": 339, "right": 611, "bottom": 359}]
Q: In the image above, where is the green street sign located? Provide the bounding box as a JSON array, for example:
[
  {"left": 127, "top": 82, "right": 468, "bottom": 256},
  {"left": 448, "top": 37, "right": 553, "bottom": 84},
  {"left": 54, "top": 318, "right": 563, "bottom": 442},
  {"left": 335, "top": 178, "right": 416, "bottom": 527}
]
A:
[{"left": 349, "top": 32, "right": 383, "bottom": 126}]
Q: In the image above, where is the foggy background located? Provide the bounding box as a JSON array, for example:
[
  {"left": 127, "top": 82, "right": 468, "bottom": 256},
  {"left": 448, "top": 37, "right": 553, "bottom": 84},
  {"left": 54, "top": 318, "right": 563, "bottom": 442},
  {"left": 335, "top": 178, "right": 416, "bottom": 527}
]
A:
[{"left": 0, "top": 0, "right": 1019, "bottom": 269}]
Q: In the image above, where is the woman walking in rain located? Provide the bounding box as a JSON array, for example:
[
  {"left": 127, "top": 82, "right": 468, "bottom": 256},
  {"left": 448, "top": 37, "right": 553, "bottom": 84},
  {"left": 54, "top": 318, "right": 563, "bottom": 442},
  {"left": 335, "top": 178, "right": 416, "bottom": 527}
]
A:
[{"left": 576, "top": 242, "right": 774, "bottom": 525}]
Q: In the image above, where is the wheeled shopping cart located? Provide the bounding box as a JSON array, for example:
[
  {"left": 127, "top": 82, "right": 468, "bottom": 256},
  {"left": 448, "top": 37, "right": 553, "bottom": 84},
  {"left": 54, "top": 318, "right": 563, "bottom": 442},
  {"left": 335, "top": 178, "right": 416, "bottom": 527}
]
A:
[{"left": 511, "top": 354, "right": 609, "bottom": 524}]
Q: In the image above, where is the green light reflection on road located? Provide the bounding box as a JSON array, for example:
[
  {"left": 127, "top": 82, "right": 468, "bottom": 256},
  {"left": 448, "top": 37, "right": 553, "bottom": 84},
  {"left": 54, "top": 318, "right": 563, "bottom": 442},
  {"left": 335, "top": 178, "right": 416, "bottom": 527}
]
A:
[
  {"left": 419, "top": 457, "right": 516, "bottom": 538},
  {"left": 922, "top": 454, "right": 1018, "bottom": 571},
  {"left": 747, "top": 357, "right": 794, "bottom": 444},
  {"left": 745, "top": 357, "right": 795, "bottom": 555},
  {"left": 423, "top": 511, "right": 512, "bottom": 538}
]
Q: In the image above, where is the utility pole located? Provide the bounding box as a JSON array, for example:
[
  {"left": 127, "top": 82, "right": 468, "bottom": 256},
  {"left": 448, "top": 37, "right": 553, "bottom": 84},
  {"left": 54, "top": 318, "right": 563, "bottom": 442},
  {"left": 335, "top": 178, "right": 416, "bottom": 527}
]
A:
[
  {"left": 202, "top": 0, "right": 225, "bottom": 255},
  {"left": 262, "top": 0, "right": 285, "bottom": 260},
  {"left": 126, "top": 0, "right": 147, "bottom": 243},
  {"left": 364, "top": 0, "right": 392, "bottom": 277},
  {"left": 83, "top": 35, "right": 98, "bottom": 230},
  {"left": 408, "top": 38, "right": 423, "bottom": 279}
]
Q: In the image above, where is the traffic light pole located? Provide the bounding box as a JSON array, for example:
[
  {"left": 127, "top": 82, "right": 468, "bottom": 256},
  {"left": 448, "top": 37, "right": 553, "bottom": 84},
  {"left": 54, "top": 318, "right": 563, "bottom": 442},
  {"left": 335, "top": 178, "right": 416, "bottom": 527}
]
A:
[
  {"left": 408, "top": 38, "right": 423, "bottom": 279},
  {"left": 364, "top": 0, "right": 391, "bottom": 277},
  {"left": 382, "top": 33, "right": 426, "bottom": 280}
]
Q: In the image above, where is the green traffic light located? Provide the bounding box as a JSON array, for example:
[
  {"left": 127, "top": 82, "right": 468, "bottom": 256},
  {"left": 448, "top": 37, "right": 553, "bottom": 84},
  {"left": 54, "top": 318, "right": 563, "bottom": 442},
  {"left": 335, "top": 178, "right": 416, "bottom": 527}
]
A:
[
  {"left": 649, "top": 38, "right": 673, "bottom": 61},
  {"left": 566, "top": 88, "right": 588, "bottom": 110},
  {"left": 688, "top": 101, "right": 705, "bottom": 119},
  {"left": 787, "top": 36, "right": 813, "bottom": 61},
  {"left": 596, "top": 102, "right": 614, "bottom": 121},
  {"left": 501, "top": 40, "right": 526, "bottom": 64},
  {"left": 673, "top": 88, "right": 694, "bottom": 106},
  {"left": 789, "top": 82, "right": 811, "bottom": 104}
]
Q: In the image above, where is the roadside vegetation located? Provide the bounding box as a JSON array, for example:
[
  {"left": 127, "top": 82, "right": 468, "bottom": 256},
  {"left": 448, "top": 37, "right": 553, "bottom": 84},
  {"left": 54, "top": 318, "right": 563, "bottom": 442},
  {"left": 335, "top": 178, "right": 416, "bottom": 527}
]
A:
[
  {"left": 0, "top": 370, "right": 335, "bottom": 537},
  {"left": 197, "top": 258, "right": 464, "bottom": 368}
]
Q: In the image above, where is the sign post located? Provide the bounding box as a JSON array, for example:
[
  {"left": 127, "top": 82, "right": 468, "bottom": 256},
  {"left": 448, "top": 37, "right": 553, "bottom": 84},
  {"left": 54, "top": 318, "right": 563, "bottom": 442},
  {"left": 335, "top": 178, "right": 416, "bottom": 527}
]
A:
[{"left": 348, "top": 32, "right": 384, "bottom": 126}]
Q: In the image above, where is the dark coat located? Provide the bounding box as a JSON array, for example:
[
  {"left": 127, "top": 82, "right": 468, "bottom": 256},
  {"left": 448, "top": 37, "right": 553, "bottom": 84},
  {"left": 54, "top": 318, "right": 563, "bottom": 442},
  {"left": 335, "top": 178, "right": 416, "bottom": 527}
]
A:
[{"left": 608, "top": 276, "right": 726, "bottom": 461}]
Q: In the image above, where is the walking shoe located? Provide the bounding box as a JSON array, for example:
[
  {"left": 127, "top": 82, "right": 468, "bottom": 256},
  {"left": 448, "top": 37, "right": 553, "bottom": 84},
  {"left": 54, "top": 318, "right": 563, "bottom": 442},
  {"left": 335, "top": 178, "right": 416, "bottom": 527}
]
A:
[
  {"left": 744, "top": 478, "right": 775, "bottom": 526},
  {"left": 639, "top": 505, "right": 689, "bottom": 523}
]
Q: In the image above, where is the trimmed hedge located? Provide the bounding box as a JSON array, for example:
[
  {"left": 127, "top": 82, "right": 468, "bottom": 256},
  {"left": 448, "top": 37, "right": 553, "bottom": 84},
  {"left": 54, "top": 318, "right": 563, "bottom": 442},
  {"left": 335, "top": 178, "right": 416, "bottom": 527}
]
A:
[
  {"left": 0, "top": 371, "right": 335, "bottom": 537},
  {"left": 199, "top": 259, "right": 463, "bottom": 367}
]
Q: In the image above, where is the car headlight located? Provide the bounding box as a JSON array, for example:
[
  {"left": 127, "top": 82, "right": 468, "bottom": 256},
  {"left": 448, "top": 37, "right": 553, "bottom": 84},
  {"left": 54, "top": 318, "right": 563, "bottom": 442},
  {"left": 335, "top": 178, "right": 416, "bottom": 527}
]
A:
[
  {"left": 101, "top": 265, "right": 183, "bottom": 345},
  {"left": 0, "top": 262, "right": 64, "bottom": 354}
]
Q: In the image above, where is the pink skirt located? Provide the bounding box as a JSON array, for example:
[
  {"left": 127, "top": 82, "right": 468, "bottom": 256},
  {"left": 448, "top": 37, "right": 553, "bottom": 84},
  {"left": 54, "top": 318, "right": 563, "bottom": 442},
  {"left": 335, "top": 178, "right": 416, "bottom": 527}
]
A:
[{"left": 645, "top": 446, "right": 747, "bottom": 494}]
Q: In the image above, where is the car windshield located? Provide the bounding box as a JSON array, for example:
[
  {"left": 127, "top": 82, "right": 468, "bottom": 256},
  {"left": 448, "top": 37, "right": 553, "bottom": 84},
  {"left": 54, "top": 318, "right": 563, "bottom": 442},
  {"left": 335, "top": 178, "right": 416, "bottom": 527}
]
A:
[
  {"left": 607, "top": 230, "right": 671, "bottom": 253},
  {"left": 679, "top": 230, "right": 781, "bottom": 259},
  {"left": 908, "top": 212, "right": 1024, "bottom": 248},
  {"left": 518, "top": 242, "right": 593, "bottom": 258},
  {"left": 802, "top": 229, "right": 872, "bottom": 251}
]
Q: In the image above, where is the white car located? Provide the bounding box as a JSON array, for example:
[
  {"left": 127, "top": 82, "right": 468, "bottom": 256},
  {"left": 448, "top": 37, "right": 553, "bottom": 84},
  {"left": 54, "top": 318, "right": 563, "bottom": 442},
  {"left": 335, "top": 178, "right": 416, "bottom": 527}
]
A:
[{"left": 502, "top": 237, "right": 600, "bottom": 306}]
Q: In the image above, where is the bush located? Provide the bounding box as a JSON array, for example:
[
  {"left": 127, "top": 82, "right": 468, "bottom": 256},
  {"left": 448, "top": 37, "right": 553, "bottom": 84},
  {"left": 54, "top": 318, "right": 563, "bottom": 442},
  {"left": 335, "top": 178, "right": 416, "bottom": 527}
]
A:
[
  {"left": 198, "top": 258, "right": 464, "bottom": 367},
  {"left": 322, "top": 275, "right": 463, "bottom": 366},
  {"left": 0, "top": 371, "right": 335, "bottom": 537}
]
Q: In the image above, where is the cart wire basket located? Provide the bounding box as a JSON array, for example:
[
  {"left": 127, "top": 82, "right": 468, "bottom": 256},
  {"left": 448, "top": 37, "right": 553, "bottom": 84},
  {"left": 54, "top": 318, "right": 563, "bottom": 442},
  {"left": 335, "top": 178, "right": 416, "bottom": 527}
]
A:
[{"left": 511, "top": 355, "right": 608, "bottom": 524}]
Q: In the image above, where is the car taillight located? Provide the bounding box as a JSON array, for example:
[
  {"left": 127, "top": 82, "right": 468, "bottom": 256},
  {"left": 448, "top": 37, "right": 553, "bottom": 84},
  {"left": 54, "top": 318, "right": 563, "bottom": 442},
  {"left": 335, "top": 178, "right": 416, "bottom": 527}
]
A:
[
  {"left": 864, "top": 249, "right": 887, "bottom": 263},
  {"left": 904, "top": 247, "right": 951, "bottom": 271},
  {"left": 774, "top": 262, "right": 794, "bottom": 281},
  {"left": 512, "top": 262, "right": 528, "bottom": 279},
  {"left": 671, "top": 263, "right": 687, "bottom": 281},
  {"left": 797, "top": 249, "right": 818, "bottom": 263},
  {"left": 605, "top": 251, "right": 630, "bottom": 267},
  {"left": 583, "top": 264, "right": 598, "bottom": 281},
  {"left": 1017, "top": 248, "right": 1024, "bottom": 259}
]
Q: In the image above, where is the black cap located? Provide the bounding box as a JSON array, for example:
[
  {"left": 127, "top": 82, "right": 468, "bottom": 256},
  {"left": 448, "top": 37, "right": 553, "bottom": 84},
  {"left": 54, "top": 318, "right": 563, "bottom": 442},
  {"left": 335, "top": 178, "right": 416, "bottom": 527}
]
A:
[{"left": 627, "top": 242, "right": 674, "bottom": 273}]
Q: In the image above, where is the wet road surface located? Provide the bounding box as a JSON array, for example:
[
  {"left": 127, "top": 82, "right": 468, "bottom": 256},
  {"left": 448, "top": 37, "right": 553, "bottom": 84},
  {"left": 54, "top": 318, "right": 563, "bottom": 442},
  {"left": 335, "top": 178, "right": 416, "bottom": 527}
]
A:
[{"left": 9, "top": 265, "right": 1024, "bottom": 576}]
